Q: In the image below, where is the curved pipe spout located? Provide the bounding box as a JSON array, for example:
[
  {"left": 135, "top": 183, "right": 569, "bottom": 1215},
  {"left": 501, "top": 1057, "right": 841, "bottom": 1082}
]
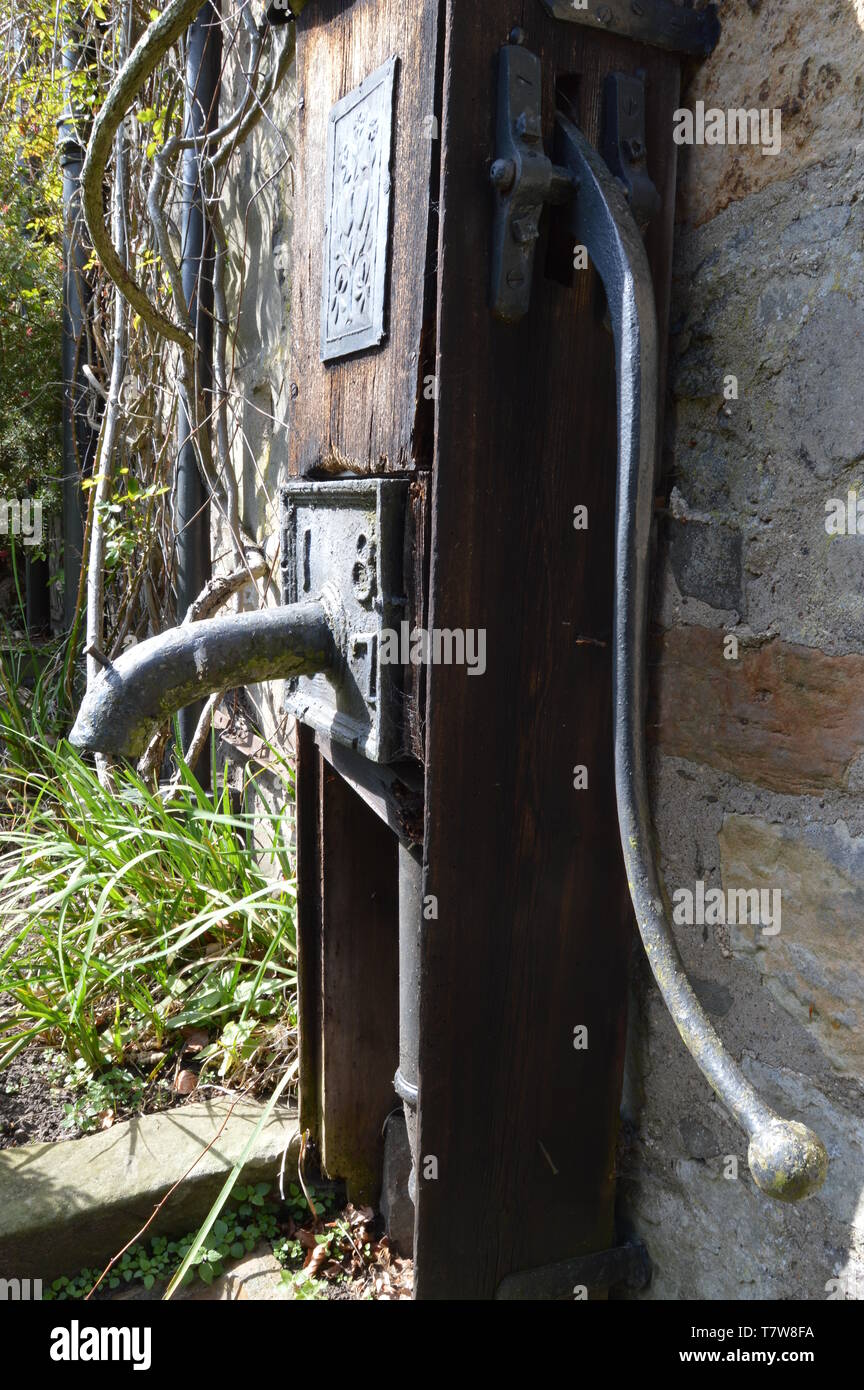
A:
[{"left": 69, "top": 602, "right": 336, "bottom": 759}]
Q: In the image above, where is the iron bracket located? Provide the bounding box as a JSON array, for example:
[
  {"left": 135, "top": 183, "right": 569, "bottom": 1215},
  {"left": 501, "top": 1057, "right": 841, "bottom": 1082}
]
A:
[
  {"left": 490, "top": 43, "right": 575, "bottom": 323},
  {"left": 281, "top": 478, "right": 409, "bottom": 764},
  {"left": 603, "top": 71, "right": 661, "bottom": 232},
  {"left": 539, "top": 0, "right": 720, "bottom": 57},
  {"left": 495, "top": 1240, "right": 652, "bottom": 1300}
]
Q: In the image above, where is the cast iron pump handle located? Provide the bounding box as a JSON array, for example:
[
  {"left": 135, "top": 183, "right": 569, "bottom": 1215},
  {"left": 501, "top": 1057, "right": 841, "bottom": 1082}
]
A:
[{"left": 554, "top": 113, "right": 828, "bottom": 1202}]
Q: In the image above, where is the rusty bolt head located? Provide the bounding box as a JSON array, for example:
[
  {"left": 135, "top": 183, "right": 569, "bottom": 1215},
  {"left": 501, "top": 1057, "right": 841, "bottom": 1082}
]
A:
[
  {"left": 490, "top": 158, "right": 517, "bottom": 193},
  {"left": 516, "top": 110, "right": 542, "bottom": 143}
]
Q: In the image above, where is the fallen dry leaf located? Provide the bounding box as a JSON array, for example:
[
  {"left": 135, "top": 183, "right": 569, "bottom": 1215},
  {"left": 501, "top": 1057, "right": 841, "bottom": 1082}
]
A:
[{"left": 304, "top": 1243, "right": 330, "bottom": 1276}]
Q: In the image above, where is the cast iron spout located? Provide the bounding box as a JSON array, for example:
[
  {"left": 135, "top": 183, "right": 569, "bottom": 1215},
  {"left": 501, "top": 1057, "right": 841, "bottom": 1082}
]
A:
[{"left": 69, "top": 601, "right": 336, "bottom": 759}]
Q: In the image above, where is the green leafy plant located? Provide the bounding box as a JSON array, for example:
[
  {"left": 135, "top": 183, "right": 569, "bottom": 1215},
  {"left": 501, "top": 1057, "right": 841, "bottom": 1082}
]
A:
[
  {"left": 0, "top": 0, "right": 64, "bottom": 520},
  {"left": 59, "top": 1061, "right": 172, "bottom": 1134},
  {"left": 282, "top": 1179, "right": 330, "bottom": 1224},
  {"left": 44, "top": 1189, "right": 283, "bottom": 1300},
  {"left": 0, "top": 727, "right": 298, "bottom": 1079}
]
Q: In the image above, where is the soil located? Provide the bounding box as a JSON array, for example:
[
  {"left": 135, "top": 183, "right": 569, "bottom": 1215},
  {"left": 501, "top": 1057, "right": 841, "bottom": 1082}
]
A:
[
  {"left": 0, "top": 1043, "right": 180, "bottom": 1150},
  {"left": 0, "top": 1046, "right": 73, "bottom": 1148}
]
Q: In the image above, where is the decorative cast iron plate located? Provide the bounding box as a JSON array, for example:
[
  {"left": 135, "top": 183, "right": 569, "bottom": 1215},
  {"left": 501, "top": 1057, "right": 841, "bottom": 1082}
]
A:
[
  {"left": 320, "top": 56, "right": 397, "bottom": 363},
  {"left": 281, "top": 479, "right": 409, "bottom": 763}
]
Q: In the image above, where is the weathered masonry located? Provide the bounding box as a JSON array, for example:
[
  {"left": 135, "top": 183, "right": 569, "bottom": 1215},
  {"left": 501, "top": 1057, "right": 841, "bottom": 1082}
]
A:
[{"left": 74, "top": 0, "right": 859, "bottom": 1300}]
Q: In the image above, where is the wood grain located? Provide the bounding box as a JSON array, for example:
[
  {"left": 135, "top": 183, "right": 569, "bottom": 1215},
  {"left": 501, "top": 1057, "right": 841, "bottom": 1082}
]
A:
[
  {"left": 296, "top": 728, "right": 400, "bottom": 1202},
  {"left": 289, "top": 0, "right": 441, "bottom": 477},
  {"left": 413, "top": 2, "right": 681, "bottom": 1298}
]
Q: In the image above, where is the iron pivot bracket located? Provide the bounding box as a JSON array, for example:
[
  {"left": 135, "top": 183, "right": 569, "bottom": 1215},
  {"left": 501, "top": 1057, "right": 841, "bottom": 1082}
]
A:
[
  {"left": 490, "top": 46, "right": 662, "bottom": 321},
  {"left": 538, "top": 0, "right": 720, "bottom": 57},
  {"left": 603, "top": 71, "right": 660, "bottom": 232},
  {"left": 489, "top": 43, "right": 575, "bottom": 322}
]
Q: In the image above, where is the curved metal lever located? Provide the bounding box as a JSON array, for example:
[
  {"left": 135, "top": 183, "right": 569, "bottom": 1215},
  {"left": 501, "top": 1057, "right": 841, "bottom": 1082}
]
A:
[{"left": 555, "top": 113, "right": 828, "bottom": 1202}]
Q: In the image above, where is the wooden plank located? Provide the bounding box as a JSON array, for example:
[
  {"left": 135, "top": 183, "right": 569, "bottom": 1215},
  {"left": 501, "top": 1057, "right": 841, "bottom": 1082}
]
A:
[
  {"left": 289, "top": 0, "right": 441, "bottom": 477},
  {"left": 295, "top": 722, "right": 322, "bottom": 1138},
  {"left": 316, "top": 754, "right": 400, "bottom": 1202},
  {"left": 296, "top": 725, "right": 401, "bottom": 1202},
  {"left": 290, "top": 6, "right": 435, "bottom": 1201},
  {"left": 414, "top": 4, "right": 681, "bottom": 1298}
]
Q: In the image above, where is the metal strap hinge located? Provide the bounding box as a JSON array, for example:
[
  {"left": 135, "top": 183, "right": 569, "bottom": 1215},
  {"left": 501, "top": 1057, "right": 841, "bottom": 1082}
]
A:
[{"left": 495, "top": 1240, "right": 652, "bottom": 1300}]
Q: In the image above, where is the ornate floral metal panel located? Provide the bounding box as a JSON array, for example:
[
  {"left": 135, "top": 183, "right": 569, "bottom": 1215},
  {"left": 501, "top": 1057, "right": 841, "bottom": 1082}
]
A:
[{"left": 320, "top": 57, "right": 397, "bottom": 363}]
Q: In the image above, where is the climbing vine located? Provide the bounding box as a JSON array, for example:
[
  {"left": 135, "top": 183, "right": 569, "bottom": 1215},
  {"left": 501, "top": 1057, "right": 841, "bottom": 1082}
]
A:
[{"left": 0, "top": 1, "right": 299, "bottom": 756}]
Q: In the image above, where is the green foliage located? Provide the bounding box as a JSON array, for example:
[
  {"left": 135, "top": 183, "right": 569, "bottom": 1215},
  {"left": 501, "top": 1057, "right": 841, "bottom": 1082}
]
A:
[
  {"left": 0, "top": 0, "right": 66, "bottom": 515},
  {"left": 0, "top": 715, "right": 298, "bottom": 1077},
  {"left": 0, "top": 625, "right": 71, "bottom": 760},
  {"left": 282, "top": 1179, "right": 329, "bottom": 1224},
  {"left": 44, "top": 1188, "right": 284, "bottom": 1300},
  {"left": 60, "top": 1060, "right": 172, "bottom": 1134},
  {"left": 43, "top": 1180, "right": 341, "bottom": 1300}
]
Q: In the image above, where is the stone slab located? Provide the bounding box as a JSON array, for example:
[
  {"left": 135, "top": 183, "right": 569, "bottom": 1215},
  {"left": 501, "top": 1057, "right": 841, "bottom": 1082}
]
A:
[{"left": 0, "top": 1100, "right": 300, "bottom": 1284}]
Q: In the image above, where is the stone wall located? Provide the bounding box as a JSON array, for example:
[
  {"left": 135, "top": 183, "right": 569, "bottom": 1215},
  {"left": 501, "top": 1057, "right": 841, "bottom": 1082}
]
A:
[{"left": 620, "top": 0, "right": 864, "bottom": 1301}]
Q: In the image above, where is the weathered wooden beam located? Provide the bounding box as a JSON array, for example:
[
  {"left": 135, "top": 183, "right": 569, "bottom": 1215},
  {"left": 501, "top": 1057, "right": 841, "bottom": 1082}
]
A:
[{"left": 413, "top": 1, "right": 682, "bottom": 1299}]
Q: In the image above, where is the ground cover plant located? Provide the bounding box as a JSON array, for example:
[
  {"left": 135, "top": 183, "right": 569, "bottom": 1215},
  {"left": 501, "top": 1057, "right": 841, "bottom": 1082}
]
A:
[{"left": 0, "top": 638, "right": 299, "bottom": 1100}]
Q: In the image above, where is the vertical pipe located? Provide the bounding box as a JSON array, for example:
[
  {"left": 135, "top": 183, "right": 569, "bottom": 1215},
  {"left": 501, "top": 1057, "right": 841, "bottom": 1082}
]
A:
[
  {"left": 177, "top": 1, "right": 221, "bottom": 781},
  {"left": 394, "top": 843, "right": 422, "bottom": 1206},
  {"left": 58, "top": 32, "right": 97, "bottom": 632},
  {"left": 25, "top": 554, "right": 51, "bottom": 635}
]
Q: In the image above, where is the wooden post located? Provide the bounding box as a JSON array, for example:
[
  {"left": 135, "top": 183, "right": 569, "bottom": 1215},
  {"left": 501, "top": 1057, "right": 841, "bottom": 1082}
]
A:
[{"left": 289, "top": 0, "right": 687, "bottom": 1296}]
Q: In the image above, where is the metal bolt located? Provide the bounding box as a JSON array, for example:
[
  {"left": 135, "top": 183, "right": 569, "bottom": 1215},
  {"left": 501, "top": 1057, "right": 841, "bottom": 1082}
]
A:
[
  {"left": 516, "top": 110, "right": 542, "bottom": 143},
  {"left": 509, "top": 26, "right": 526, "bottom": 45},
  {"left": 490, "top": 158, "right": 517, "bottom": 193},
  {"left": 511, "top": 217, "right": 538, "bottom": 245},
  {"left": 597, "top": 4, "right": 613, "bottom": 22}
]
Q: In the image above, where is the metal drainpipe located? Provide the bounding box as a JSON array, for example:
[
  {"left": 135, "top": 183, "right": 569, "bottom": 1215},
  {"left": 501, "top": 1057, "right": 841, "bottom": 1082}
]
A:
[
  {"left": 176, "top": 2, "right": 221, "bottom": 782},
  {"left": 394, "top": 843, "right": 422, "bottom": 1205},
  {"left": 58, "top": 32, "right": 98, "bottom": 633}
]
